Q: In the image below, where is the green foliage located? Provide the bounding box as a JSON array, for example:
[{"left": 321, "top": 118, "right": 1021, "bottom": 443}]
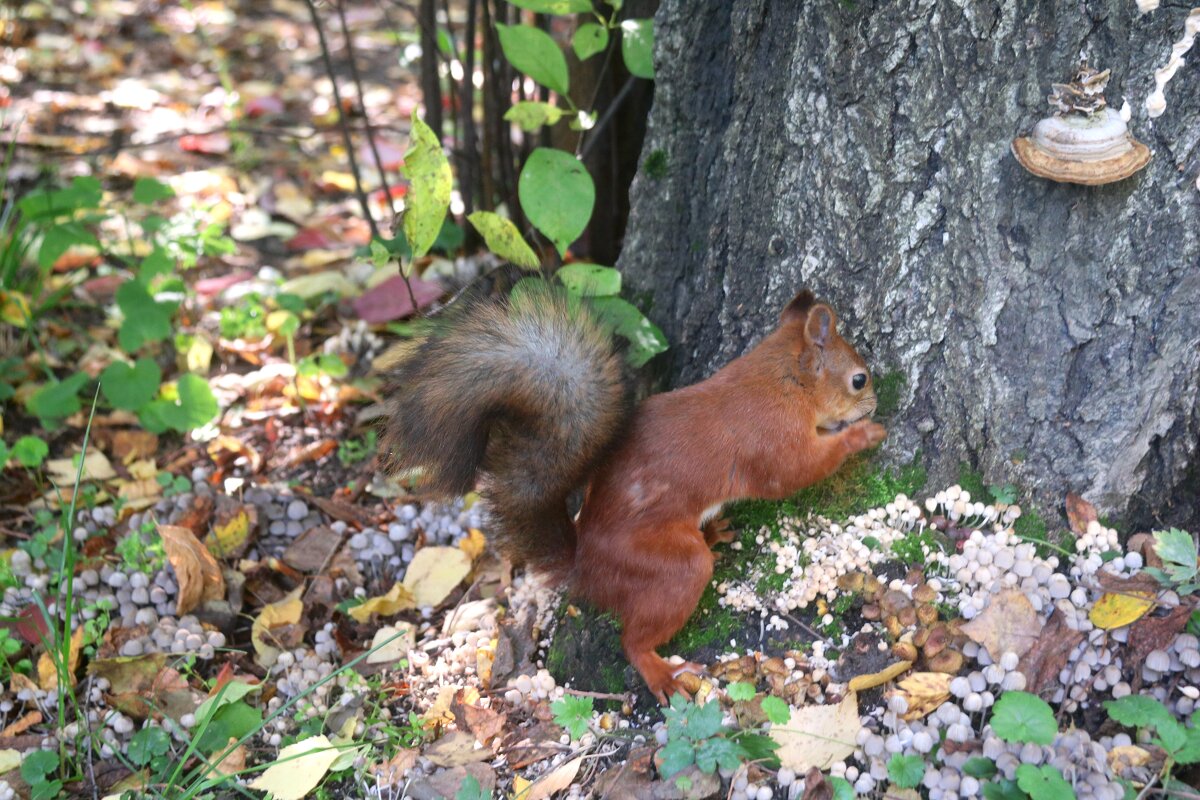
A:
[
  {"left": 829, "top": 777, "right": 855, "bottom": 800},
  {"left": 557, "top": 263, "right": 621, "bottom": 297},
  {"left": 551, "top": 694, "right": 594, "bottom": 739},
  {"left": 115, "top": 525, "right": 166, "bottom": 575},
  {"left": 132, "top": 177, "right": 176, "bottom": 205},
  {"left": 589, "top": 296, "right": 668, "bottom": 367},
  {"left": 21, "top": 749, "right": 62, "bottom": 800},
  {"left": 0, "top": 628, "right": 29, "bottom": 682},
  {"left": 456, "top": 775, "right": 489, "bottom": 800},
  {"left": 219, "top": 293, "right": 268, "bottom": 339},
  {"left": 891, "top": 528, "right": 944, "bottom": 566},
  {"left": 964, "top": 757, "right": 999, "bottom": 779},
  {"left": 337, "top": 430, "right": 377, "bottom": 467},
  {"left": 400, "top": 114, "right": 453, "bottom": 259},
  {"left": 1015, "top": 764, "right": 1075, "bottom": 800},
  {"left": 888, "top": 754, "right": 925, "bottom": 789},
  {"left": 12, "top": 435, "right": 49, "bottom": 468},
  {"left": 1104, "top": 695, "right": 1200, "bottom": 765},
  {"left": 760, "top": 696, "right": 790, "bottom": 725},
  {"left": 139, "top": 373, "right": 219, "bottom": 433},
  {"left": 573, "top": 22, "right": 609, "bottom": 60},
  {"left": 657, "top": 694, "right": 779, "bottom": 780},
  {"left": 983, "top": 779, "right": 1029, "bottom": 800},
  {"left": 467, "top": 211, "right": 539, "bottom": 270},
  {"left": 643, "top": 149, "right": 669, "bottom": 180},
  {"left": 128, "top": 726, "right": 172, "bottom": 767},
  {"left": 991, "top": 692, "right": 1057, "bottom": 746},
  {"left": 27, "top": 371, "right": 89, "bottom": 427},
  {"left": 195, "top": 699, "right": 262, "bottom": 755},
  {"left": 100, "top": 358, "right": 163, "bottom": 411},
  {"left": 1145, "top": 529, "right": 1199, "bottom": 593},
  {"left": 157, "top": 471, "right": 192, "bottom": 498},
  {"left": 519, "top": 148, "right": 595, "bottom": 257},
  {"left": 620, "top": 19, "right": 655, "bottom": 78},
  {"left": 297, "top": 353, "right": 349, "bottom": 379},
  {"left": 116, "top": 280, "right": 176, "bottom": 351},
  {"left": 507, "top": 0, "right": 591, "bottom": 12},
  {"left": 726, "top": 682, "right": 755, "bottom": 702},
  {"left": 504, "top": 101, "right": 565, "bottom": 132},
  {"left": 496, "top": 24, "right": 570, "bottom": 96}
]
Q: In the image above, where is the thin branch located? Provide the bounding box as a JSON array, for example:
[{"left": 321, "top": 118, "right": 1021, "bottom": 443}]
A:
[{"left": 579, "top": 75, "right": 637, "bottom": 161}]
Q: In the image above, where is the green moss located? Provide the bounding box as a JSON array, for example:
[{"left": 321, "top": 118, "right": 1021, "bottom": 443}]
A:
[
  {"left": 957, "top": 463, "right": 989, "bottom": 503},
  {"left": 872, "top": 371, "right": 905, "bottom": 419},
  {"left": 790, "top": 454, "right": 927, "bottom": 521},
  {"left": 643, "top": 149, "right": 669, "bottom": 180}
]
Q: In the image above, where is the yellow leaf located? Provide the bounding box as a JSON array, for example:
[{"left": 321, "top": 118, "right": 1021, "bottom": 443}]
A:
[
  {"left": 366, "top": 623, "right": 417, "bottom": 664},
  {"left": 459, "top": 529, "right": 487, "bottom": 561},
  {"left": 887, "top": 672, "right": 953, "bottom": 721},
  {"left": 402, "top": 546, "right": 472, "bottom": 607},
  {"left": 320, "top": 170, "right": 357, "bottom": 191},
  {"left": 512, "top": 776, "right": 532, "bottom": 800},
  {"left": 848, "top": 660, "right": 913, "bottom": 693},
  {"left": 770, "top": 690, "right": 860, "bottom": 773},
  {"left": 1089, "top": 591, "right": 1155, "bottom": 630},
  {"left": 0, "top": 749, "right": 19, "bottom": 774},
  {"left": 248, "top": 734, "right": 340, "bottom": 800},
  {"left": 46, "top": 451, "right": 117, "bottom": 483},
  {"left": 160, "top": 524, "right": 226, "bottom": 616},
  {"left": 205, "top": 508, "right": 253, "bottom": 559},
  {"left": 1107, "top": 744, "right": 1152, "bottom": 773},
  {"left": 519, "top": 756, "right": 582, "bottom": 800},
  {"left": 37, "top": 626, "right": 85, "bottom": 691},
  {"left": 348, "top": 583, "right": 417, "bottom": 623},
  {"left": 252, "top": 587, "right": 304, "bottom": 668},
  {"left": 280, "top": 269, "right": 359, "bottom": 299},
  {"left": 0, "top": 291, "right": 32, "bottom": 327}
]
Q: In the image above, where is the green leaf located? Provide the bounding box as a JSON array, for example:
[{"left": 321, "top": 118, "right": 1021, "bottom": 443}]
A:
[
  {"left": 1180, "top": 728, "right": 1200, "bottom": 765},
  {"left": 20, "top": 749, "right": 58, "bottom": 783},
  {"left": 694, "top": 736, "right": 744, "bottom": 774},
  {"left": 550, "top": 694, "right": 593, "bottom": 740},
  {"left": 1152, "top": 528, "right": 1198, "bottom": 583},
  {"left": 829, "top": 777, "right": 855, "bottom": 800},
  {"left": 573, "top": 22, "right": 609, "bottom": 60},
  {"left": 760, "top": 696, "right": 791, "bottom": 725},
  {"left": 132, "top": 177, "right": 175, "bottom": 205},
  {"left": 504, "top": 101, "right": 566, "bottom": 132},
  {"left": 12, "top": 436, "right": 49, "bottom": 469},
  {"left": 657, "top": 738, "right": 695, "bottom": 779},
  {"left": 983, "top": 779, "right": 1031, "bottom": 800},
  {"left": 1104, "top": 695, "right": 1174, "bottom": 730},
  {"left": 128, "top": 727, "right": 171, "bottom": 766},
  {"left": 620, "top": 19, "right": 654, "bottom": 79},
  {"left": 116, "top": 280, "right": 175, "bottom": 352},
  {"left": 989, "top": 484, "right": 1017, "bottom": 505},
  {"left": 139, "top": 373, "right": 219, "bottom": 433},
  {"left": 195, "top": 700, "right": 262, "bottom": 755},
  {"left": 19, "top": 176, "right": 102, "bottom": 220},
  {"left": 1015, "top": 764, "right": 1075, "bottom": 800},
  {"left": 100, "top": 358, "right": 162, "bottom": 411},
  {"left": 467, "top": 211, "right": 540, "bottom": 270},
  {"left": 888, "top": 754, "right": 925, "bottom": 789},
  {"left": 556, "top": 263, "right": 620, "bottom": 296},
  {"left": 725, "top": 682, "right": 755, "bottom": 702},
  {"left": 589, "top": 296, "right": 668, "bottom": 367},
  {"left": 495, "top": 24, "right": 570, "bottom": 96},
  {"left": 370, "top": 238, "right": 391, "bottom": 269},
  {"left": 518, "top": 147, "right": 594, "bottom": 257},
  {"left": 0, "top": 441, "right": 9, "bottom": 466},
  {"left": 38, "top": 222, "right": 97, "bottom": 270},
  {"left": 455, "top": 775, "right": 489, "bottom": 800},
  {"left": 31, "top": 780, "right": 63, "bottom": 800},
  {"left": 400, "top": 114, "right": 452, "bottom": 259},
  {"left": 195, "top": 680, "right": 263, "bottom": 727},
  {"left": 681, "top": 698, "right": 723, "bottom": 741},
  {"left": 1152, "top": 716, "right": 1189, "bottom": 755},
  {"left": 734, "top": 731, "right": 781, "bottom": 768},
  {"left": 991, "top": 691, "right": 1058, "bottom": 746},
  {"left": 506, "top": 0, "right": 593, "bottom": 16},
  {"left": 27, "top": 372, "right": 89, "bottom": 426},
  {"left": 964, "top": 757, "right": 999, "bottom": 779},
  {"left": 139, "top": 246, "right": 175, "bottom": 284}
]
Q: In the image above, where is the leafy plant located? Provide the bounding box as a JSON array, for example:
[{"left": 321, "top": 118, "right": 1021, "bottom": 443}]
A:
[
  {"left": 551, "top": 694, "right": 593, "bottom": 739},
  {"left": 1015, "top": 764, "right": 1074, "bottom": 800},
  {"left": 990, "top": 691, "right": 1057, "bottom": 745},
  {"left": 888, "top": 754, "right": 925, "bottom": 789},
  {"left": 337, "top": 430, "right": 377, "bottom": 467},
  {"left": 1145, "top": 529, "right": 1199, "bottom": 594},
  {"left": 1105, "top": 695, "right": 1200, "bottom": 768},
  {"left": 657, "top": 694, "right": 782, "bottom": 780},
  {"left": 20, "top": 749, "right": 62, "bottom": 800},
  {"left": 11, "top": 435, "right": 49, "bottom": 468}
]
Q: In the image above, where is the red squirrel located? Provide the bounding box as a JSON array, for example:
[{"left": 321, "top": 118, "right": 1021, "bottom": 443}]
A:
[{"left": 381, "top": 284, "right": 885, "bottom": 702}]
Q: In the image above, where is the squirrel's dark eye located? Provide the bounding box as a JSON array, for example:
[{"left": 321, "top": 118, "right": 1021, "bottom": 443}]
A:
[{"left": 852, "top": 373, "right": 868, "bottom": 391}]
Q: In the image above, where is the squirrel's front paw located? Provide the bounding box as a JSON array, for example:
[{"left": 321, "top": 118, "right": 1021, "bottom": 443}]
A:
[{"left": 845, "top": 420, "right": 887, "bottom": 452}]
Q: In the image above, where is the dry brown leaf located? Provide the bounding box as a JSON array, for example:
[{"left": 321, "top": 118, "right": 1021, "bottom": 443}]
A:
[
  {"left": 369, "top": 747, "right": 419, "bottom": 787},
  {"left": 801, "top": 768, "right": 832, "bottom": 800},
  {"left": 887, "top": 672, "right": 952, "bottom": 721},
  {"left": 521, "top": 756, "right": 582, "bottom": 800},
  {"left": 251, "top": 588, "right": 305, "bottom": 668},
  {"left": 282, "top": 526, "right": 344, "bottom": 572},
  {"left": 771, "top": 691, "right": 860, "bottom": 772},
  {"left": 1018, "top": 608, "right": 1085, "bottom": 694},
  {"left": 0, "top": 711, "right": 41, "bottom": 737},
  {"left": 847, "top": 660, "right": 913, "bottom": 693},
  {"left": 211, "top": 738, "right": 248, "bottom": 776},
  {"left": 451, "top": 688, "right": 506, "bottom": 746},
  {"left": 111, "top": 430, "right": 159, "bottom": 461},
  {"left": 424, "top": 730, "right": 492, "bottom": 767},
  {"left": 46, "top": 451, "right": 116, "bottom": 483},
  {"left": 960, "top": 588, "right": 1043, "bottom": 660},
  {"left": 37, "top": 626, "right": 84, "bottom": 691},
  {"left": 160, "top": 523, "right": 226, "bottom": 615},
  {"left": 204, "top": 506, "right": 257, "bottom": 560},
  {"left": 1065, "top": 492, "right": 1098, "bottom": 535},
  {"left": 1127, "top": 603, "right": 1195, "bottom": 666}
]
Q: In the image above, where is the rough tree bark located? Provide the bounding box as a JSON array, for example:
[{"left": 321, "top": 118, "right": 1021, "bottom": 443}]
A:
[{"left": 618, "top": 0, "right": 1200, "bottom": 528}]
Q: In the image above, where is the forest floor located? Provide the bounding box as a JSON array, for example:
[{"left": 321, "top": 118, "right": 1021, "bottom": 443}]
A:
[{"left": 1, "top": 2, "right": 1199, "bottom": 799}]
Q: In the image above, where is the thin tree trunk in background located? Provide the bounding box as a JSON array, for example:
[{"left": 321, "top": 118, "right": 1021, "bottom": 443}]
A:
[
  {"left": 418, "top": 0, "right": 443, "bottom": 138},
  {"left": 619, "top": 0, "right": 1200, "bottom": 529}
]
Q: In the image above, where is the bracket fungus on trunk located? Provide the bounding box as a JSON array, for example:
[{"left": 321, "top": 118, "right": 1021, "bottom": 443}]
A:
[{"left": 1012, "top": 61, "right": 1151, "bottom": 186}]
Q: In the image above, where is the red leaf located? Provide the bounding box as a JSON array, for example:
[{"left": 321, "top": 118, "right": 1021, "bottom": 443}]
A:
[
  {"left": 1065, "top": 493, "right": 1099, "bottom": 535},
  {"left": 244, "top": 96, "right": 285, "bottom": 118},
  {"left": 286, "top": 227, "right": 338, "bottom": 252},
  {"left": 179, "top": 133, "right": 232, "bottom": 155},
  {"left": 194, "top": 271, "right": 255, "bottom": 297},
  {"left": 352, "top": 275, "right": 443, "bottom": 323}
]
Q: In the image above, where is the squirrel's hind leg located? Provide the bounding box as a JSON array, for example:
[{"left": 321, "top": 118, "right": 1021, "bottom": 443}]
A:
[{"left": 610, "top": 524, "right": 714, "bottom": 704}]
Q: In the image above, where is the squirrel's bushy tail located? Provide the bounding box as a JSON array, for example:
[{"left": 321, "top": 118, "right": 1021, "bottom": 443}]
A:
[{"left": 380, "top": 286, "right": 628, "bottom": 572}]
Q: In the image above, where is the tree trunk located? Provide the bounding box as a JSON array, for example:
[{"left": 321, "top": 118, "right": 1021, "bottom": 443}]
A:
[{"left": 618, "top": 0, "right": 1200, "bottom": 529}]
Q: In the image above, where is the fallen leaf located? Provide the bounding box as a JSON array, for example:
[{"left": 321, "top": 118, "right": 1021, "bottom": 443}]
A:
[
  {"left": 523, "top": 756, "right": 582, "bottom": 800},
  {"left": 1127, "top": 603, "right": 1195, "bottom": 666},
  {"left": 369, "top": 747, "right": 419, "bottom": 787},
  {"left": 451, "top": 688, "right": 506, "bottom": 746},
  {"left": 248, "top": 734, "right": 340, "bottom": 800},
  {"left": 110, "top": 430, "right": 159, "bottom": 461},
  {"left": 282, "top": 526, "right": 344, "bottom": 573},
  {"left": 459, "top": 528, "right": 487, "bottom": 561},
  {"left": 204, "top": 506, "right": 256, "bottom": 560},
  {"left": 426, "top": 764, "right": 498, "bottom": 799},
  {"left": 960, "top": 588, "right": 1043, "bottom": 660},
  {"left": 1018, "top": 608, "right": 1085, "bottom": 694},
  {"left": 210, "top": 738, "right": 247, "bottom": 777},
  {"left": 1089, "top": 591, "right": 1155, "bottom": 630},
  {"left": 365, "top": 623, "right": 416, "bottom": 664},
  {"left": 1107, "top": 745, "right": 1152, "bottom": 774},
  {"left": 424, "top": 730, "right": 492, "bottom": 767},
  {"left": 0, "top": 749, "right": 19, "bottom": 775},
  {"left": 207, "top": 435, "right": 263, "bottom": 474},
  {"left": 279, "top": 270, "right": 360, "bottom": 299},
  {"left": 160, "top": 524, "right": 226, "bottom": 615},
  {"left": 847, "top": 660, "right": 912, "bottom": 693},
  {"left": 1065, "top": 493, "right": 1098, "bottom": 535},
  {"left": 771, "top": 690, "right": 859, "bottom": 773},
  {"left": 352, "top": 274, "right": 443, "bottom": 324},
  {"left": 886, "top": 672, "right": 952, "bottom": 721},
  {"left": 800, "top": 767, "right": 832, "bottom": 800},
  {"left": 349, "top": 583, "right": 417, "bottom": 624},
  {"left": 37, "top": 626, "right": 85, "bottom": 691},
  {"left": 0, "top": 712, "right": 40, "bottom": 737},
  {"left": 251, "top": 588, "right": 305, "bottom": 668},
  {"left": 45, "top": 450, "right": 117, "bottom": 483},
  {"left": 402, "top": 546, "right": 472, "bottom": 607}
]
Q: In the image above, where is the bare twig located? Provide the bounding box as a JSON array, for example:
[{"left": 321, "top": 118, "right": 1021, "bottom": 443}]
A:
[{"left": 580, "top": 75, "right": 637, "bottom": 161}]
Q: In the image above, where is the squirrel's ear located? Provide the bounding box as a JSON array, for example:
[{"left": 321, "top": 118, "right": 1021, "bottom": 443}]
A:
[
  {"left": 780, "top": 289, "right": 816, "bottom": 325},
  {"left": 804, "top": 304, "right": 837, "bottom": 348}
]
